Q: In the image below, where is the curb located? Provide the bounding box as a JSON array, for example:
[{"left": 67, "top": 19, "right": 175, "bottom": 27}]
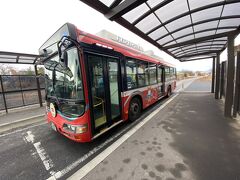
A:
[{"left": 0, "top": 114, "right": 45, "bottom": 133}]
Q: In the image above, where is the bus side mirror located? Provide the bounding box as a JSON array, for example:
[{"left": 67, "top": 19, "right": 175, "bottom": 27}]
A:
[{"left": 60, "top": 51, "right": 68, "bottom": 67}]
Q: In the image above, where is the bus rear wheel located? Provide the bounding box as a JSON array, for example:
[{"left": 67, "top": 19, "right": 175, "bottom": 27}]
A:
[
  {"left": 128, "top": 97, "right": 142, "bottom": 122},
  {"left": 166, "top": 86, "right": 172, "bottom": 97}
]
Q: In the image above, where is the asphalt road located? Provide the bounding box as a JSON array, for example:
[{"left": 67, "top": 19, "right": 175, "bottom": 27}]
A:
[
  {"left": 185, "top": 76, "right": 211, "bottom": 92},
  {"left": 0, "top": 78, "right": 197, "bottom": 180}
]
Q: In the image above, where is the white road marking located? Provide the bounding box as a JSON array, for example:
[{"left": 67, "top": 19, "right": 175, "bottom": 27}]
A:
[
  {"left": 25, "top": 131, "right": 35, "bottom": 143},
  {"left": 34, "top": 142, "right": 54, "bottom": 171},
  {"left": 24, "top": 131, "right": 55, "bottom": 175}
]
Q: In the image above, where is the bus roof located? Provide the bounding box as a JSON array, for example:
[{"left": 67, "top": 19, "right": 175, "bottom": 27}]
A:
[
  {"left": 77, "top": 28, "right": 175, "bottom": 67},
  {"left": 38, "top": 22, "right": 175, "bottom": 67}
]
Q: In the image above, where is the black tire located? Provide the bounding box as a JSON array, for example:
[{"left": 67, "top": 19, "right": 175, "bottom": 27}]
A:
[
  {"left": 166, "top": 86, "right": 172, "bottom": 97},
  {"left": 128, "top": 97, "right": 142, "bottom": 122}
]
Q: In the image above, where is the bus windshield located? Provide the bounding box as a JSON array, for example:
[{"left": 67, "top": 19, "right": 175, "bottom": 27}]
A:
[{"left": 45, "top": 47, "right": 85, "bottom": 118}]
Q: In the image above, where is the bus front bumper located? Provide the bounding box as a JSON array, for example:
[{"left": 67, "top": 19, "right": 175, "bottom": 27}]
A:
[{"left": 47, "top": 112, "right": 92, "bottom": 143}]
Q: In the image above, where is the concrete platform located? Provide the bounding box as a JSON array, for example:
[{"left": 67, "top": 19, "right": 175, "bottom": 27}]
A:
[
  {"left": 0, "top": 106, "right": 45, "bottom": 124},
  {"left": 72, "top": 78, "right": 240, "bottom": 180},
  {"left": 0, "top": 105, "right": 45, "bottom": 133}
]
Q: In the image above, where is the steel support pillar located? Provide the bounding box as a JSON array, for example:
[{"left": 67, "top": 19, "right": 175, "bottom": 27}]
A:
[
  {"left": 224, "top": 35, "right": 235, "bottom": 117},
  {"left": 211, "top": 57, "right": 216, "bottom": 93},
  {"left": 34, "top": 65, "right": 43, "bottom": 107},
  {"left": 233, "top": 51, "right": 240, "bottom": 117},
  {"left": 18, "top": 76, "right": 25, "bottom": 106},
  {"left": 0, "top": 75, "right": 8, "bottom": 113},
  {"left": 220, "top": 62, "right": 225, "bottom": 99},
  {"left": 215, "top": 54, "right": 220, "bottom": 99}
]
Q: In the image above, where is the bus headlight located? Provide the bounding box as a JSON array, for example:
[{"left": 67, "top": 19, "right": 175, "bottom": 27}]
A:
[
  {"left": 63, "top": 124, "right": 88, "bottom": 134},
  {"left": 75, "top": 124, "right": 88, "bottom": 134}
]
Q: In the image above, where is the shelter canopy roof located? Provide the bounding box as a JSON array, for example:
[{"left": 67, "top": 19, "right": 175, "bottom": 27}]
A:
[
  {"left": 0, "top": 51, "right": 41, "bottom": 65},
  {"left": 80, "top": 0, "right": 240, "bottom": 61}
]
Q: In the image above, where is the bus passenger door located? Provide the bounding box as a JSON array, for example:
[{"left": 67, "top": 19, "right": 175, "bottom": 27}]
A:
[
  {"left": 107, "top": 58, "right": 121, "bottom": 121},
  {"left": 86, "top": 53, "right": 121, "bottom": 132}
]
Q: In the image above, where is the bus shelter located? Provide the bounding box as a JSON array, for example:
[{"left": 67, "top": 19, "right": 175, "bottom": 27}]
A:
[
  {"left": 0, "top": 51, "right": 43, "bottom": 113},
  {"left": 80, "top": 0, "right": 240, "bottom": 117}
]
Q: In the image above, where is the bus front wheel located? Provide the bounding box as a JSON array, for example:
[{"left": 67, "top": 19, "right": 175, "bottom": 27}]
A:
[{"left": 128, "top": 97, "right": 142, "bottom": 122}]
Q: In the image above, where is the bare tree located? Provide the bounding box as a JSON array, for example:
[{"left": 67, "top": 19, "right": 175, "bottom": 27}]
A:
[
  {"left": 25, "top": 66, "right": 34, "bottom": 75},
  {"left": 0, "top": 65, "right": 18, "bottom": 75},
  {"left": 0, "top": 64, "right": 10, "bottom": 75}
]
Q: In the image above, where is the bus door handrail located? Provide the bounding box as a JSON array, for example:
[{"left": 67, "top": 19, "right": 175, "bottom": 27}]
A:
[{"left": 93, "top": 96, "right": 105, "bottom": 117}]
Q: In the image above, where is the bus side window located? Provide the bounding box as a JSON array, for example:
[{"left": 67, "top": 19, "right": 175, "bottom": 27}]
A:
[
  {"left": 157, "top": 66, "right": 163, "bottom": 83},
  {"left": 170, "top": 67, "right": 174, "bottom": 78},
  {"left": 137, "top": 61, "right": 148, "bottom": 87},
  {"left": 126, "top": 59, "right": 137, "bottom": 90},
  {"left": 149, "top": 63, "right": 157, "bottom": 85},
  {"left": 165, "top": 67, "right": 170, "bottom": 81}
]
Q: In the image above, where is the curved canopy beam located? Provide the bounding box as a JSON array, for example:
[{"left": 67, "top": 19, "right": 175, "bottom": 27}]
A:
[
  {"left": 171, "top": 43, "right": 226, "bottom": 54},
  {"left": 163, "top": 29, "right": 239, "bottom": 49},
  {"left": 162, "top": 26, "right": 238, "bottom": 46},
  {"left": 175, "top": 45, "right": 225, "bottom": 55},
  {"left": 176, "top": 50, "right": 219, "bottom": 59},
  {"left": 170, "top": 41, "right": 227, "bottom": 53},
  {"left": 109, "top": 0, "right": 123, "bottom": 9},
  {"left": 105, "top": 0, "right": 147, "bottom": 20},
  {"left": 175, "top": 47, "right": 223, "bottom": 57},
  {"left": 180, "top": 56, "right": 214, "bottom": 62}
]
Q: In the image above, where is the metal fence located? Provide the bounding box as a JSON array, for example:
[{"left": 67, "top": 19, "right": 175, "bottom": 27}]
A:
[{"left": 0, "top": 75, "right": 45, "bottom": 112}]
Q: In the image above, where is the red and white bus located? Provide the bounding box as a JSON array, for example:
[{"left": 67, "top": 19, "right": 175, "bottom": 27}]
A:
[{"left": 40, "top": 23, "right": 176, "bottom": 142}]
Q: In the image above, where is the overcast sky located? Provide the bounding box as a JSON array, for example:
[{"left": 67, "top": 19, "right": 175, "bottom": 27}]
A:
[{"left": 0, "top": 0, "right": 239, "bottom": 71}]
